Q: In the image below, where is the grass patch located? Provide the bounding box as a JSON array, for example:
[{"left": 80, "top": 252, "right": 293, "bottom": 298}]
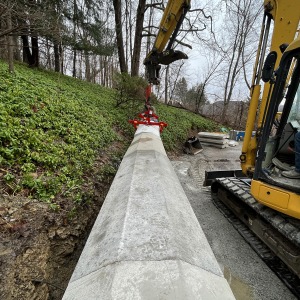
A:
[{"left": 0, "top": 61, "right": 219, "bottom": 209}]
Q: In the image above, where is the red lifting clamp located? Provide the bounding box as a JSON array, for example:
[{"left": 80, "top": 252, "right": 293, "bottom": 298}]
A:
[
  {"left": 129, "top": 109, "right": 167, "bottom": 133},
  {"left": 129, "top": 84, "right": 167, "bottom": 132}
]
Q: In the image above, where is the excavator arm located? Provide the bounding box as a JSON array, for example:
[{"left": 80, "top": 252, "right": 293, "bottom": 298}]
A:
[
  {"left": 144, "top": 0, "right": 191, "bottom": 85},
  {"left": 130, "top": 0, "right": 191, "bottom": 132}
]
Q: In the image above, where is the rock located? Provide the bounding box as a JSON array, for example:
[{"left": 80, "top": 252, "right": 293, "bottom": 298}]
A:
[
  {"left": 8, "top": 207, "right": 18, "bottom": 215},
  {"left": 56, "top": 227, "right": 70, "bottom": 239}
]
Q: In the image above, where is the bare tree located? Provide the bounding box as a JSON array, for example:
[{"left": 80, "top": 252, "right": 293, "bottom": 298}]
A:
[
  {"left": 0, "top": 1, "right": 65, "bottom": 69},
  {"left": 125, "top": 0, "right": 134, "bottom": 67},
  {"left": 164, "top": 65, "right": 169, "bottom": 104},
  {"left": 113, "top": 0, "right": 127, "bottom": 73},
  {"left": 131, "top": 0, "right": 146, "bottom": 76},
  {"left": 7, "top": 10, "right": 14, "bottom": 72},
  {"left": 220, "top": 0, "right": 262, "bottom": 122},
  {"left": 0, "top": 2, "right": 15, "bottom": 71}
]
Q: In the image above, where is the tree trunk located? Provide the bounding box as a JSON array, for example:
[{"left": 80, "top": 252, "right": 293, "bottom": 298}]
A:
[
  {"left": 99, "top": 56, "right": 104, "bottom": 85},
  {"left": 78, "top": 51, "right": 83, "bottom": 79},
  {"left": 46, "top": 39, "right": 51, "bottom": 68},
  {"left": 239, "top": 101, "right": 245, "bottom": 129},
  {"left": 165, "top": 66, "right": 169, "bottom": 104},
  {"left": 21, "top": 35, "right": 32, "bottom": 65},
  {"left": 72, "top": 50, "right": 77, "bottom": 77},
  {"left": 222, "top": 102, "right": 229, "bottom": 124},
  {"left": 85, "top": 51, "right": 91, "bottom": 82},
  {"left": 54, "top": 42, "right": 60, "bottom": 72},
  {"left": 146, "top": 1, "right": 154, "bottom": 55},
  {"left": 59, "top": 44, "right": 64, "bottom": 74},
  {"left": 104, "top": 56, "right": 108, "bottom": 86},
  {"left": 91, "top": 55, "right": 97, "bottom": 83},
  {"left": 31, "top": 36, "right": 39, "bottom": 67},
  {"left": 72, "top": 0, "right": 78, "bottom": 77},
  {"left": 125, "top": 0, "right": 129, "bottom": 64},
  {"left": 21, "top": 34, "right": 39, "bottom": 67},
  {"left": 113, "top": 0, "right": 127, "bottom": 73},
  {"left": 109, "top": 57, "right": 115, "bottom": 87},
  {"left": 131, "top": 0, "right": 146, "bottom": 76},
  {"left": 13, "top": 35, "right": 21, "bottom": 61},
  {"left": 7, "top": 11, "right": 14, "bottom": 73}
]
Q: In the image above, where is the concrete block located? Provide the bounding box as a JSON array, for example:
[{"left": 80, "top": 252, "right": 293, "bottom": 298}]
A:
[
  {"left": 198, "top": 132, "right": 228, "bottom": 139},
  {"left": 199, "top": 137, "right": 228, "bottom": 145},
  {"left": 64, "top": 261, "right": 235, "bottom": 300},
  {"left": 62, "top": 125, "right": 235, "bottom": 300}
]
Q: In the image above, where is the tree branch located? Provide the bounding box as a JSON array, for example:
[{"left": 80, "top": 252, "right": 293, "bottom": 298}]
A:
[{"left": 145, "top": 2, "right": 164, "bottom": 12}]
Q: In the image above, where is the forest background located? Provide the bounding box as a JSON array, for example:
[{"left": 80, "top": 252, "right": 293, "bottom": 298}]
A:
[{"left": 0, "top": 0, "right": 263, "bottom": 128}]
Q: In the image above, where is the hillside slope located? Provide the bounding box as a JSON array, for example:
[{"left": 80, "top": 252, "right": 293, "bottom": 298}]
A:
[
  {"left": 0, "top": 61, "right": 218, "bottom": 206},
  {"left": 0, "top": 61, "right": 218, "bottom": 299}
]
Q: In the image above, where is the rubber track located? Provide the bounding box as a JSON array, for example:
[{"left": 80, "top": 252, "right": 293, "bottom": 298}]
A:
[
  {"left": 212, "top": 178, "right": 300, "bottom": 299},
  {"left": 215, "top": 177, "right": 300, "bottom": 247}
]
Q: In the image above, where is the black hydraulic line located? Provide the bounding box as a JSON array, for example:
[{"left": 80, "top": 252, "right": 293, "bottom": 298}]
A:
[{"left": 256, "top": 14, "right": 272, "bottom": 85}]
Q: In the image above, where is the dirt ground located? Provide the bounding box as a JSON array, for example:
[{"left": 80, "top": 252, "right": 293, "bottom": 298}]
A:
[
  {"left": 170, "top": 142, "right": 296, "bottom": 300},
  {"left": 0, "top": 141, "right": 124, "bottom": 300},
  {"left": 0, "top": 177, "right": 111, "bottom": 300}
]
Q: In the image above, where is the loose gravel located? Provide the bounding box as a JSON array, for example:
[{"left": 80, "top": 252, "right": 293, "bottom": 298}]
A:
[{"left": 170, "top": 143, "right": 296, "bottom": 300}]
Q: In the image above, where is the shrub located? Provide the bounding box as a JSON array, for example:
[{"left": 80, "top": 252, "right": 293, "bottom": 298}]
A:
[{"left": 113, "top": 72, "right": 148, "bottom": 109}]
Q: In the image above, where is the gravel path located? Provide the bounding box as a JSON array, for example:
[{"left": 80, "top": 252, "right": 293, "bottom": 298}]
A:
[{"left": 170, "top": 143, "right": 296, "bottom": 300}]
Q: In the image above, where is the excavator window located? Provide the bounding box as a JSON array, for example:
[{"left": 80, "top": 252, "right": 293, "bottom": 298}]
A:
[
  {"left": 254, "top": 49, "right": 300, "bottom": 193},
  {"left": 288, "top": 88, "right": 300, "bottom": 123}
]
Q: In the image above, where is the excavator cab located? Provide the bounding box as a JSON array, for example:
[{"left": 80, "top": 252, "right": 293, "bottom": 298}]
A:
[
  {"left": 252, "top": 38, "right": 300, "bottom": 218},
  {"left": 206, "top": 2, "right": 300, "bottom": 287}
]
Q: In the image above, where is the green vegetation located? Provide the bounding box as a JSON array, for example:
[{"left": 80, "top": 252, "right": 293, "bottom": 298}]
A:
[
  {"left": 0, "top": 61, "right": 218, "bottom": 209},
  {"left": 158, "top": 105, "right": 217, "bottom": 151},
  {"left": 114, "top": 72, "right": 148, "bottom": 108}
]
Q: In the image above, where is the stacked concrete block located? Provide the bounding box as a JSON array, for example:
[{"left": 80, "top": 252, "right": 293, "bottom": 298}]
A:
[{"left": 198, "top": 132, "right": 229, "bottom": 148}]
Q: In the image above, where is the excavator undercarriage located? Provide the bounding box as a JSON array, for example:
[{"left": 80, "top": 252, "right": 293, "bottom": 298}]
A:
[{"left": 206, "top": 176, "right": 300, "bottom": 297}]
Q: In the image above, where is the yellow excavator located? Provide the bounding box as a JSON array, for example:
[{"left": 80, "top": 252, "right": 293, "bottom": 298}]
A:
[
  {"left": 205, "top": 0, "right": 300, "bottom": 293},
  {"left": 241, "top": 0, "right": 300, "bottom": 218}
]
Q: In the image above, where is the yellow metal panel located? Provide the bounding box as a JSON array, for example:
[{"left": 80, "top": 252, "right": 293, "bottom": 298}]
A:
[
  {"left": 285, "top": 36, "right": 300, "bottom": 52},
  {"left": 153, "top": 0, "right": 191, "bottom": 52},
  {"left": 251, "top": 180, "right": 300, "bottom": 219},
  {"left": 258, "top": 0, "right": 300, "bottom": 127},
  {"left": 258, "top": 184, "right": 289, "bottom": 209}
]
